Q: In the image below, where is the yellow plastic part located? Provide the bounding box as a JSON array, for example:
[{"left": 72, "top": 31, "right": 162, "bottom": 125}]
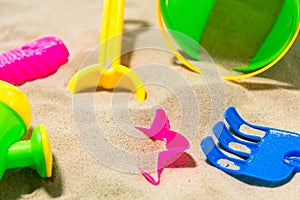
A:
[
  {"left": 156, "top": 0, "right": 202, "bottom": 74},
  {"left": 40, "top": 125, "right": 53, "bottom": 177},
  {"left": 0, "top": 80, "right": 31, "bottom": 129},
  {"left": 68, "top": 0, "right": 145, "bottom": 101},
  {"left": 223, "top": 22, "right": 300, "bottom": 81},
  {"left": 68, "top": 64, "right": 145, "bottom": 101}
]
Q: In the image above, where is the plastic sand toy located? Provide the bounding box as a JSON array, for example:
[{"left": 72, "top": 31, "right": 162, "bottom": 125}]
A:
[
  {"left": 201, "top": 107, "right": 300, "bottom": 182},
  {"left": 158, "top": 0, "right": 300, "bottom": 80},
  {"left": 0, "top": 80, "right": 52, "bottom": 179},
  {"left": 0, "top": 36, "right": 69, "bottom": 85},
  {"left": 68, "top": 0, "right": 146, "bottom": 101},
  {"left": 136, "top": 109, "right": 190, "bottom": 185}
]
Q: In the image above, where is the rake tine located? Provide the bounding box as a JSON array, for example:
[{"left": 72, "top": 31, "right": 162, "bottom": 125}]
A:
[
  {"left": 201, "top": 136, "right": 246, "bottom": 175},
  {"left": 213, "top": 122, "right": 259, "bottom": 158},
  {"left": 225, "top": 107, "right": 264, "bottom": 141}
]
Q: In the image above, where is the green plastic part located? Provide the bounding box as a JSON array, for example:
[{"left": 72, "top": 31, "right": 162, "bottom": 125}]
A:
[
  {"left": 0, "top": 101, "right": 27, "bottom": 179},
  {"left": 160, "top": 0, "right": 216, "bottom": 60},
  {"left": 160, "top": 0, "right": 299, "bottom": 72},
  {"left": 6, "top": 126, "right": 49, "bottom": 178},
  {"left": 234, "top": 0, "right": 300, "bottom": 72},
  {"left": 0, "top": 101, "right": 50, "bottom": 179}
]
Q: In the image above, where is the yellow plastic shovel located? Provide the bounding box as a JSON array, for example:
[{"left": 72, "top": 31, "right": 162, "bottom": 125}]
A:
[{"left": 68, "top": 0, "right": 146, "bottom": 101}]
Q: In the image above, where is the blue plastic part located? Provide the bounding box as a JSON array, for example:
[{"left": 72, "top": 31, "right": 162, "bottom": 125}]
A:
[{"left": 201, "top": 106, "right": 300, "bottom": 182}]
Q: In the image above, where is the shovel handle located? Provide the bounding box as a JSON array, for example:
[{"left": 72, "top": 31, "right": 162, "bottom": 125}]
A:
[{"left": 98, "top": 0, "right": 125, "bottom": 68}]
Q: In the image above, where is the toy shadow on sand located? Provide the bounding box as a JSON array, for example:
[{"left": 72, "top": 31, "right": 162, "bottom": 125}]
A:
[
  {"left": 0, "top": 155, "right": 63, "bottom": 199},
  {"left": 165, "top": 152, "right": 196, "bottom": 169},
  {"left": 204, "top": 159, "right": 295, "bottom": 187}
]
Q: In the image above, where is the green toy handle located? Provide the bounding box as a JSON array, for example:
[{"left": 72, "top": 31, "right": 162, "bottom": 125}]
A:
[
  {"left": 6, "top": 140, "right": 33, "bottom": 169},
  {"left": 5, "top": 125, "right": 52, "bottom": 178}
]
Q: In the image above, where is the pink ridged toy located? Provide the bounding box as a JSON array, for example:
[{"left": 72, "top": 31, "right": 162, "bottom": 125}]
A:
[
  {"left": 136, "top": 109, "right": 190, "bottom": 185},
  {"left": 0, "top": 36, "right": 69, "bottom": 85}
]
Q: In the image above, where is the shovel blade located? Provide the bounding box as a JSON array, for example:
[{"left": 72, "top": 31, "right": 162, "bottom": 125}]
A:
[{"left": 68, "top": 64, "right": 146, "bottom": 101}]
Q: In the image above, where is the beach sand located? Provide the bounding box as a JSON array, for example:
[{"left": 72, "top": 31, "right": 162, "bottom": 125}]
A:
[{"left": 0, "top": 0, "right": 300, "bottom": 199}]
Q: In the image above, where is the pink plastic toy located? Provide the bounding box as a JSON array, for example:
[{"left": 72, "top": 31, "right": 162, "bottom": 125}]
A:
[
  {"left": 0, "top": 36, "right": 69, "bottom": 85},
  {"left": 136, "top": 109, "right": 190, "bottom": 185}
]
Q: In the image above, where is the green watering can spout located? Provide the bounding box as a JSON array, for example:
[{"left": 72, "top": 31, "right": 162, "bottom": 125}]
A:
[{"left": 0, "top": 80, "right": 52, "bottom": 179}]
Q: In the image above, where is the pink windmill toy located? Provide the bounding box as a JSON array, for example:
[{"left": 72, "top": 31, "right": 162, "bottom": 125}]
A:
[{"left": 136, "top": 109, "right": 190, "bottom": 185}]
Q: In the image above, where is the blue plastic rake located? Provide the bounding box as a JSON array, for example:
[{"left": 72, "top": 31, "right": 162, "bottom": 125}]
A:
[{"left": 201, "top": 107, "right": 300, "bottom": 182}]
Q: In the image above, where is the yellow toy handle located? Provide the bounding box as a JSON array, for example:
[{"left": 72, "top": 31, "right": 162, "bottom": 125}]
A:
[
  {"left": 68, "top": 0, "right": 146, "bottom": 101},
  {"left": 99, "top": 0, "right": 124, "bottom": 69}
]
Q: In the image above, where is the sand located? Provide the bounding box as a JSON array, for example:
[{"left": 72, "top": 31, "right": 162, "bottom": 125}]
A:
[{"left": 0, "top": 0, "right": 300, "bottom": 199}]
